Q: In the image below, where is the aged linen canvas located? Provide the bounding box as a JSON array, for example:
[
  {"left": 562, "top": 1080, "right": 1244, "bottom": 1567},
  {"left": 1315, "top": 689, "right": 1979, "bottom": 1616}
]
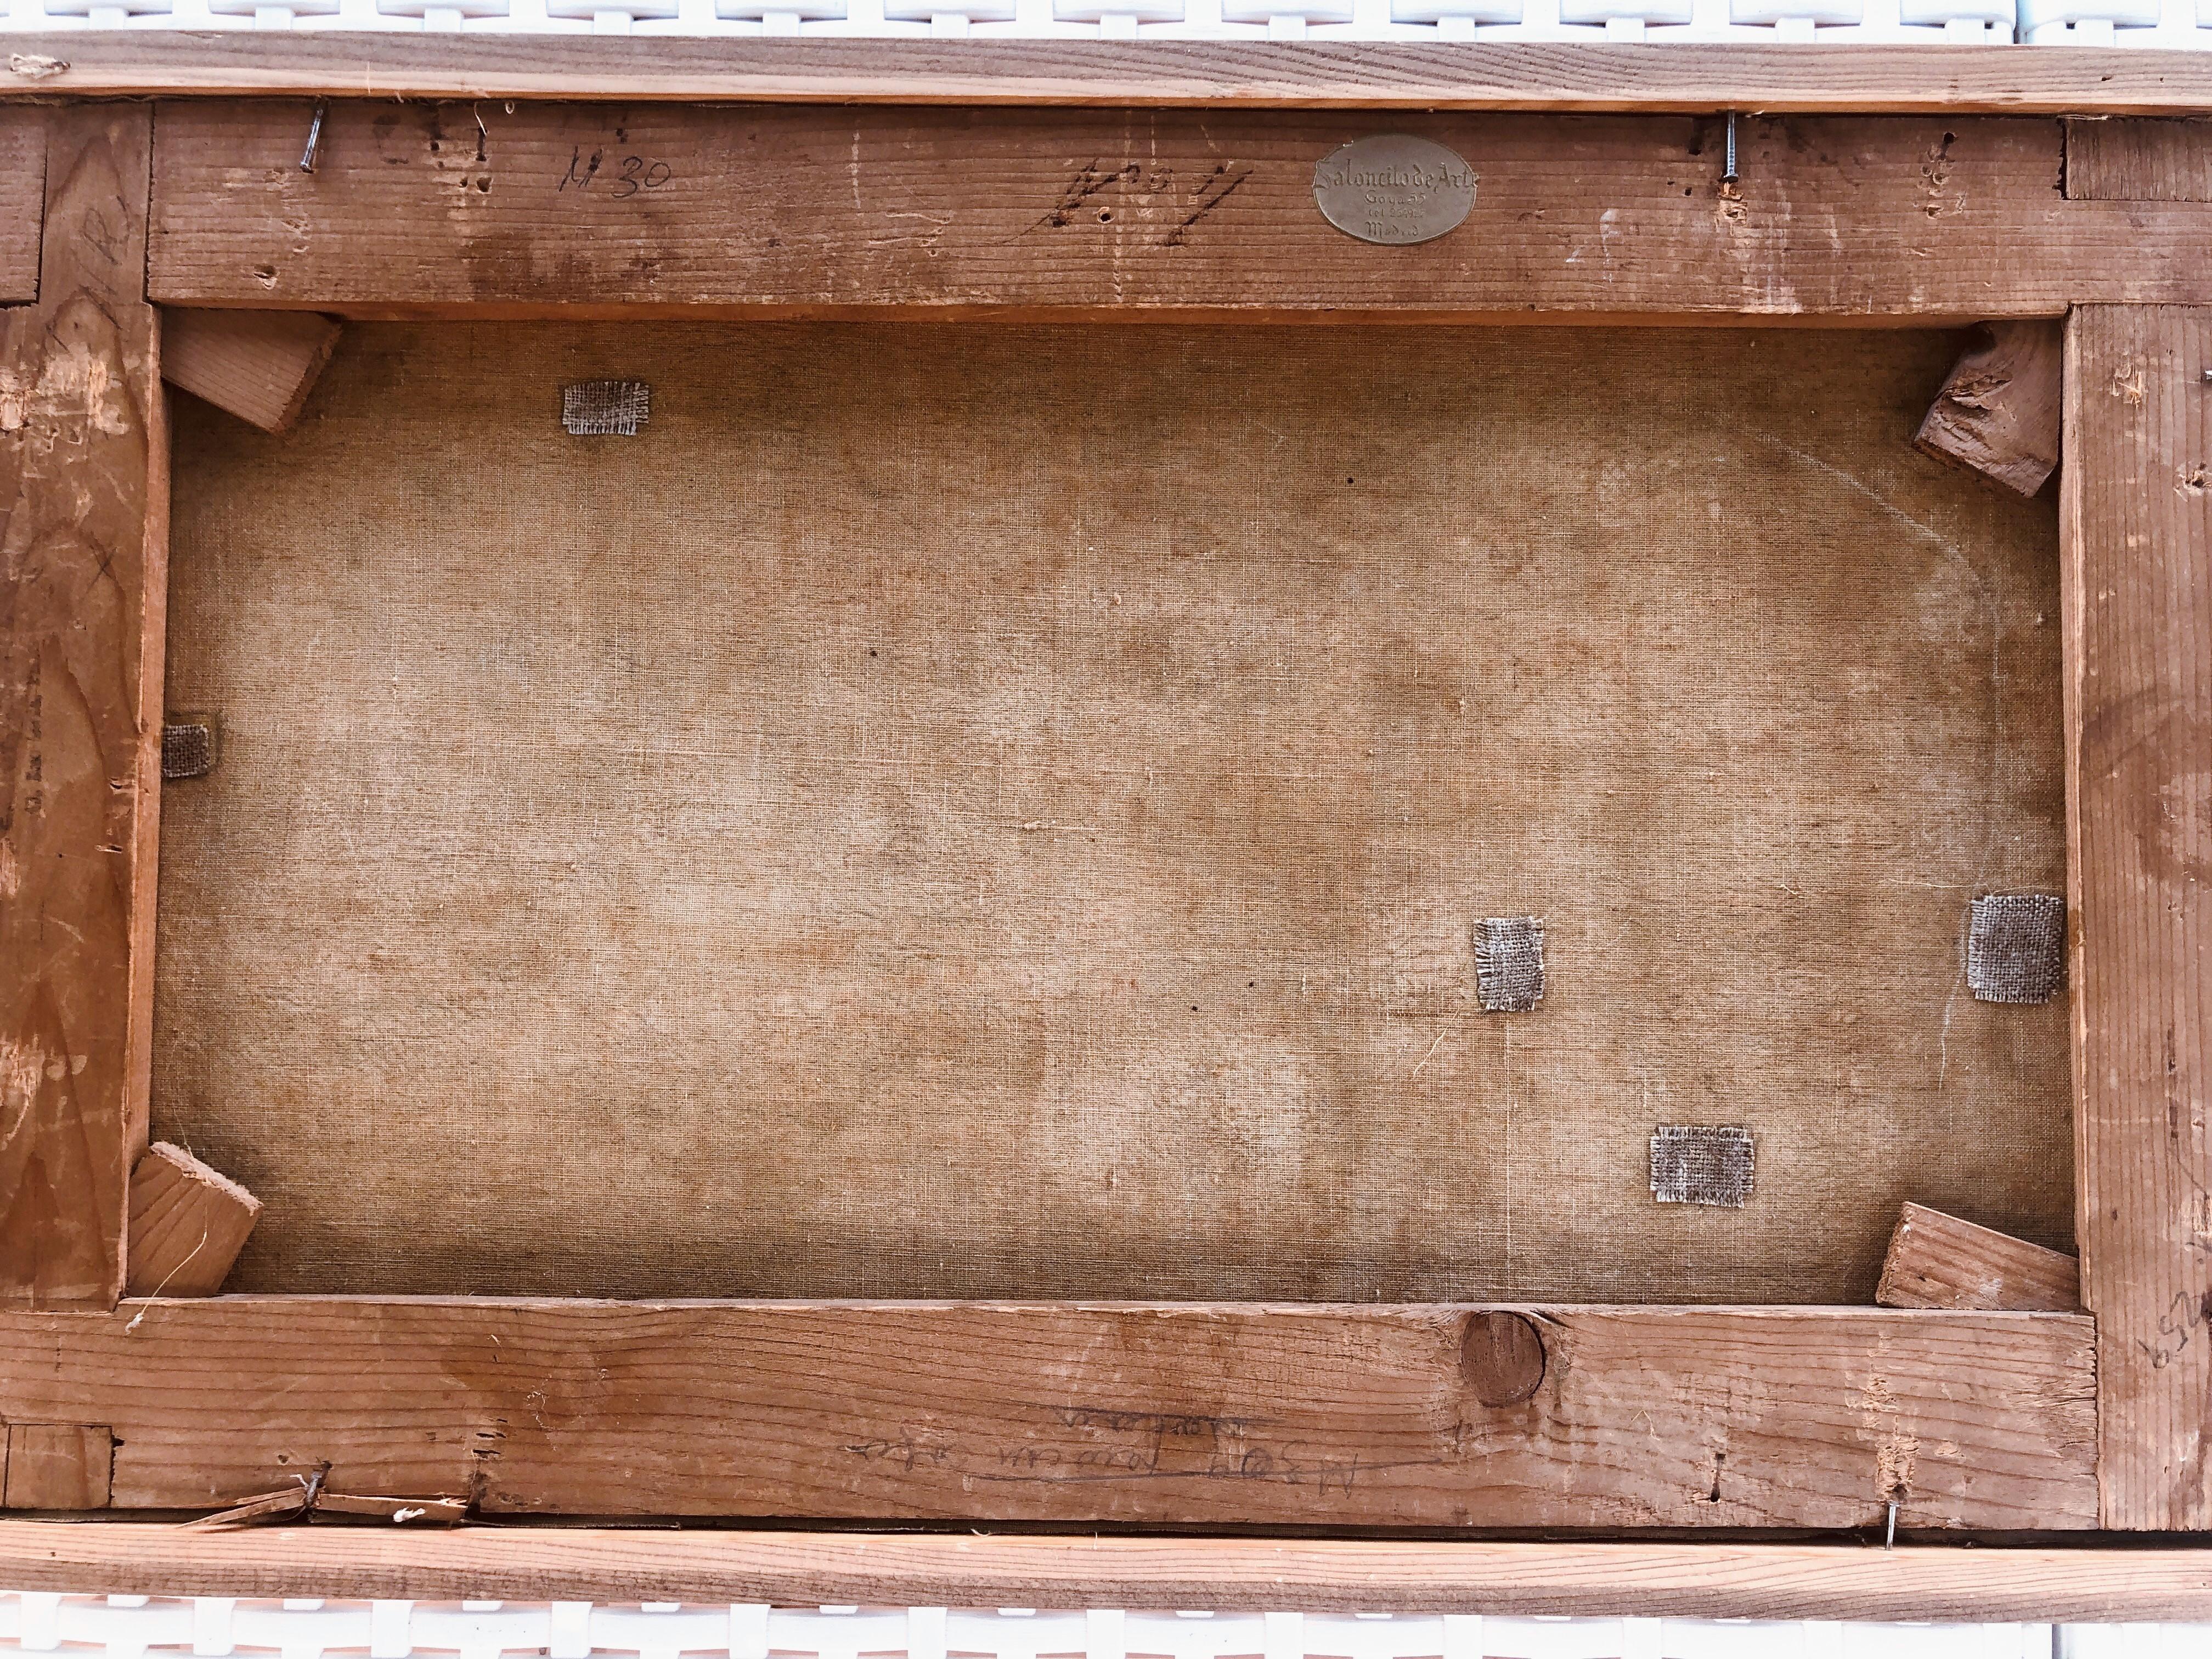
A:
[{"left": 155, "top": 322, "right": 2067, "bottom": 1301}]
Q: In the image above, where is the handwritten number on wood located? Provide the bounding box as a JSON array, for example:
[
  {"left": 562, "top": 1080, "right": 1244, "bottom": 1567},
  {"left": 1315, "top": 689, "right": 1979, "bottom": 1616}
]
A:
[
  {"left": 558, "top": 146, "right": 673, "bottom": 198},
  {"left": 614, "top": 156, "right": 674, "bottom": 199}
]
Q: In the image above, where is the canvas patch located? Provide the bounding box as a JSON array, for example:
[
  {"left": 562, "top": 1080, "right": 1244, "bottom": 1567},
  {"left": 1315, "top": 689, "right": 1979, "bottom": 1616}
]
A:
[
  {"left": 1967, "top": 893, "right": 2066, "bottom": 1006},
  {"left": 161, "top": 719, "right": 219, "bottom": 781},
  {"left": 562, "top": 380, "right": 652, "bottom": 437},
  {"left": 1475, "top": 916, "right": 1544, "bottom": 1013},
  {"left": 1651, "top": 1125, "right": 1754, "bottom": 1207}
]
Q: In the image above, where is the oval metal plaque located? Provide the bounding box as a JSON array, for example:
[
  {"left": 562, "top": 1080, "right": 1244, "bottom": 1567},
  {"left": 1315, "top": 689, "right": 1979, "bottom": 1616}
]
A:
[{"left": 1313, "top": 134, "right": 1477, "bottom": 246}]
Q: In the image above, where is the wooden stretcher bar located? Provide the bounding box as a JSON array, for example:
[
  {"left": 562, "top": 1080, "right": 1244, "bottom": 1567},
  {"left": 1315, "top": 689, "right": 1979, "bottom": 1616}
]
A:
[
  {"left": 0, "top": 1300, "right": 2100, "bottom": 1530},
  {"left": 1, "top": 46, "right": 2208, "bottom": 1608},
  {"left": 142, "top": 104, "right": 2212, "bottom": 321},
  {"left": 0, "top": 36, "right": 2208, "bottom": 114},
  {"left": 8, "top": 1523, "right": 2212, "bottom": 1621}
]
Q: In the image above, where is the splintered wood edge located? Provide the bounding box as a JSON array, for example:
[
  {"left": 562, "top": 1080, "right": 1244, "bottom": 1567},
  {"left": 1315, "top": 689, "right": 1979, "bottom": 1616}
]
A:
[
  {"left": 7, "top": 37, "right": 2212, "bottom": 111},
  {"left": 1912, "top": 320, "right": 2063, "bottom": 497},
  {"left": 123, "top": 1144, "right": 263, "bottom": 1299},
  {"left": 138, "top": 1144, "right": 262, "bottom": 1218},
  {"left": 2, "top": 1525, "right": 2211, "bottom": 1619}
]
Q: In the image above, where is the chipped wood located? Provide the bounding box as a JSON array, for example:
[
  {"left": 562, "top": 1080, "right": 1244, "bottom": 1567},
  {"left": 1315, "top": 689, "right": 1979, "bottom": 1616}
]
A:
[
  {"left": 160, "top": 308, "right": 341, "bottom": 435},
  {"left": 1877, "top": 1203, "right": 2080, "bottom": 1313},
  {"left": 1915, "top": 320, "right": 2064, "bottom": 496},
  {"left": 0, "top": 103, "right": 168, "bottom": 1312}
]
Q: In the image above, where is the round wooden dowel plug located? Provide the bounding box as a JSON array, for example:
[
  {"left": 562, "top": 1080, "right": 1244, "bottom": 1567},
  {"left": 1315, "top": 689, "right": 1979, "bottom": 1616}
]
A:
[{"left": 1460, "top": 1310, "right": 1547, "bottom": 1406}]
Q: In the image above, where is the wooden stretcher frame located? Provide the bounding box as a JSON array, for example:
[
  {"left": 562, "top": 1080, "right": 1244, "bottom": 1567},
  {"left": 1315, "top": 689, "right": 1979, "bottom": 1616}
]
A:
[{"left": 2, "top": 35, "right": 2209, "bottom": 1618}]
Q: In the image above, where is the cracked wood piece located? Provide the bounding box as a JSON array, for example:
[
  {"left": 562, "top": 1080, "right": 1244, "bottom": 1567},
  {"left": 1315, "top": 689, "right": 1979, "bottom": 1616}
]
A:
[
  {"left": 187, "top": 1487, "right": 469, "bottom": 1528},
  {"left": 1915, "top": 321, "right": 2063, "bottom": 496},
  {"left": 160, "top": 308, "right": 341, "bottom": 435},
  {"left": 0, "top": 104, "right": 168, "bottom": 1311},
  {"left": 15, "top": 1525, "right": 2212, "bottom": 1621},
  {"left": 314, "top": 1492, "right": 468, "bottom": 1523},
  {"left": 0, "top": 106, "right": 42, "bottom": 303},
  {"left": 1, "top": 1425, "right": 112, "bottom": 1510},
  {"left": 148, "top": 105, "right": 2212, "bottom": 321},
  {"left": 125, "top": 1142, "right": 261, "bottom": 1297},
  {"left": 14, "top": 39, "right": 2212, "bottom": 112},
  {"left": 2064, "top": 304, "right": 2212, "bottom": 1530},
  {"left": 1877, "top": 1203, "right": 2080, "bottom": 1313},
  {"left": 0, "top": 1300, "right": 2098, "bottom": 1530},
  {"left": 2067, "top": 118, "right": 2212, "bottom": 201}
]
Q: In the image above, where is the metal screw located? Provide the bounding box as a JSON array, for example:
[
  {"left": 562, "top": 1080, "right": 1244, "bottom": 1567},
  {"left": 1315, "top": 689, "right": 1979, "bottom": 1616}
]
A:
[
  {"left": 1723, "top": 111, "right": 1739, "bottom": 185},
  {"left": 300, "top": 99, "right": 326, "bottom": 175}
]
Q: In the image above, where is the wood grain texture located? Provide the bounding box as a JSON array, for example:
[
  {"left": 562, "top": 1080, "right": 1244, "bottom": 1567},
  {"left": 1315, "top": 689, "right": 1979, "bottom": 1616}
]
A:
[
  {"left": 2065, "top": 304, "right": 2212, "bottom": 1532},
  {"left": 0, "top": 105, "right": 42, "bottom": 304},
  {"left": 0, "top": 104, "right": 168, "bottom": 1311},
  {"left": 156, "top": 324, "right": 2071, "bottom": 1306},
  {"left": 1, "top": 1426, "right": 112, "bottom": 1510},
  {"left": 11, "top": 1526, "right": 2212, "bottom": 1620},
  {"left": 1877, "top": 1202, "right": 2080, "bottom": 1312},
  {"left": 124, "top": 1142, "right": 261, "bottom": 1297},
  {"left": 1914, "top": 320, "right": 2063, "bottom": 496},
  {"left": 0, "top": 1301, "right": 2099, "bottom": 1529},
  {"left": 159, "top": 308, "right": 340, "bottom": 435},
  {"left": 2068, "top": 117, "right": 2212, "bottom": 201},
  {"left": 148, "top": 104, "right": 2212, "bottom": 321},
  {"left": 13, "top": 37, "right": 2212, "bottom": 112}
]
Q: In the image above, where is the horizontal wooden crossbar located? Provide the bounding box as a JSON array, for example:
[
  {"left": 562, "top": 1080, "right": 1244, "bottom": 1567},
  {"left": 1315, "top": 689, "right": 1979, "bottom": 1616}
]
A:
[
  {"left": 5, "top": 37, "right": 2212, "bottom": 114},
  {"left": 144, "top": 104, "right": 2212, "bottom": 321},
  {"left": 0, "top": 1301, "right": 2097, "bottom": 1530},
  {"left": 9, "top": 1523, "right": 2212, "bottom": 1620}
]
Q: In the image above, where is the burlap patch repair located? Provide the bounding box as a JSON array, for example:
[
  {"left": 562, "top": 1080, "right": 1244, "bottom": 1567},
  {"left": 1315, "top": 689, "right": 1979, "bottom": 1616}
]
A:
[
  {"left": 1475, "top": 916, "right": 1544, "bottom": 1013},
  {"left": 1651, "top": 1125, "right": 1754, "bottom": 1207},
  {"left": 161, "top": 719, "right": 219, "bottom": 781},
  {"left": 562, "top": 381, "right": 652, "bottom": 437},
  {"left": 1967, "top": 893, "right": 2066, "bottom": 1006}
]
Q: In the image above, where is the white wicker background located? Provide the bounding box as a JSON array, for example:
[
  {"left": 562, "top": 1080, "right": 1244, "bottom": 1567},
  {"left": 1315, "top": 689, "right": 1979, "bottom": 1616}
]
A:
[
  {"left": 9, "top": 1590, "right": 2192, "bottom": 1659},
  {"left": 4, "top": 0, "right": 2211, "bottom": 55}
]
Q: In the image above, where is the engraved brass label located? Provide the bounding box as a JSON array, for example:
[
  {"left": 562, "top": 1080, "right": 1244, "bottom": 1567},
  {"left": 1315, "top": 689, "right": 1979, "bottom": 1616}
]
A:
[{"left": 1312, "top": 134, "right": 1477, "bottom": 246}]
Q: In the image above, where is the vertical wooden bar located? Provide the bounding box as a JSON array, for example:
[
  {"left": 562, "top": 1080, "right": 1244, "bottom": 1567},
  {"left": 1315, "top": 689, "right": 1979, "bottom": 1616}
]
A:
[
  {"left": 0, "top": 103, "right": 168, "bottom": 1310},
  {"left": 2065, "top": 304, "right": 2212, "bottom": 1529}
]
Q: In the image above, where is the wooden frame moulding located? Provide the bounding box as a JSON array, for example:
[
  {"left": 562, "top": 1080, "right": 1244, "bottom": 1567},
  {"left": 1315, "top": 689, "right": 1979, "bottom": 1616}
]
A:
[{"left": 3, "top": 46, "right": 2210, "bottom": 1610}]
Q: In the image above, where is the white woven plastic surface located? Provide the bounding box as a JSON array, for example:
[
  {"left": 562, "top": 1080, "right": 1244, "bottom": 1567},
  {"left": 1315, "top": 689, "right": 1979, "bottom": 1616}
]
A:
[
  {"left": 7, "top": 0, "right": 2212, "bottom": 49},
  {"left": 0, "top": 1590, "right": 2107, "bottom": 1659}
]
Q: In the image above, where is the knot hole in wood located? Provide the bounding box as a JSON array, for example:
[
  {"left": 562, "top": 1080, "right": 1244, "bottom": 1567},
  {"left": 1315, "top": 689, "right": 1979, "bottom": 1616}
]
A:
[{"left": 1459, "top": 1310, "right": 1547, "bottom": 1407}]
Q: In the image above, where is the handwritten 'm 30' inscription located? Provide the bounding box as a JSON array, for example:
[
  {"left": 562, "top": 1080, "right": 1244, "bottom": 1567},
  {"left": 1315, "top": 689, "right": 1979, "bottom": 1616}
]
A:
[
  {"left": 1312, "top": 134, "right": 1478, "bottom": 246},
  {"left": 556, "top": 145, "right": 676, "bottom": 199}
]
